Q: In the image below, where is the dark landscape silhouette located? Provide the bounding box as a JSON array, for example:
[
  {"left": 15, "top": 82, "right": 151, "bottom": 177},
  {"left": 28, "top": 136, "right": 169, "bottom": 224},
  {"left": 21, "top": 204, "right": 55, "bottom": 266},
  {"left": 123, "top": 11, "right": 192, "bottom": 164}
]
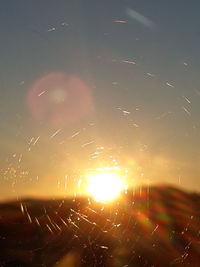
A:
[{"left": 0, "top": 185, "right": 200, "bottom": 266}]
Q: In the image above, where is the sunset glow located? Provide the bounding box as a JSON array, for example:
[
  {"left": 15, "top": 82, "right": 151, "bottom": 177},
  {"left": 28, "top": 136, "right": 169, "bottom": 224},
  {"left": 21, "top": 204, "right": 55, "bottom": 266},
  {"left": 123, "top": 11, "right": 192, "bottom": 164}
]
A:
[{"left": 86, "top": 168, "right": 125, "bottom": 203}]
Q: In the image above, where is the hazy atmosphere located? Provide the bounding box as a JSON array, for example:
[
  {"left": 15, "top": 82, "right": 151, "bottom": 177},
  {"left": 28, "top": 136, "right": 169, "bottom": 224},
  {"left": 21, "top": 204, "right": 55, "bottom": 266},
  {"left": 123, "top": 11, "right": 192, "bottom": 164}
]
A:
[{"left": 1, "top": 0, "right": 200, "bottom": 200}]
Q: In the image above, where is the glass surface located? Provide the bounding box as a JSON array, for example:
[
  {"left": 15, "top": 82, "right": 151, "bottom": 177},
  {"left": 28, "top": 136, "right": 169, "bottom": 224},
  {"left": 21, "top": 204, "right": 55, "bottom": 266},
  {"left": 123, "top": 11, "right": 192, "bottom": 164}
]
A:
[{"left": 0, "top": 1, "right": 200, "bottom": 266}]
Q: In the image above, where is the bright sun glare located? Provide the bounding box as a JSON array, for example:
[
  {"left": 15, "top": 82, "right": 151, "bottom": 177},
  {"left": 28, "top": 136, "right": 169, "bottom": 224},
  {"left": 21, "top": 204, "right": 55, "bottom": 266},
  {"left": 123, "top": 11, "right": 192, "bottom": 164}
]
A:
[{"left": 86, "top": 168, "right": 124, "bottom": 203}]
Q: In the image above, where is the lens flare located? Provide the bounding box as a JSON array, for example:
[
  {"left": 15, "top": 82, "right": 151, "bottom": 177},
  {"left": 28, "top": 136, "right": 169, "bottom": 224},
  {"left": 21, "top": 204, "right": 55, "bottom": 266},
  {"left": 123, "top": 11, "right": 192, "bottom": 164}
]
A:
[{"left": 27, "top": 72, "right": 93, "bottom": 127}]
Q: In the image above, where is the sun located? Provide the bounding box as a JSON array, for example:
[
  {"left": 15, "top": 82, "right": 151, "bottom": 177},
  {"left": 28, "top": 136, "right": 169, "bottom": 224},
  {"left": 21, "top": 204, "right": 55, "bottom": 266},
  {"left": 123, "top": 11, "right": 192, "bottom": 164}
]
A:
[{"left": 86, "top": 168, "right": 125, "bottom": 203}]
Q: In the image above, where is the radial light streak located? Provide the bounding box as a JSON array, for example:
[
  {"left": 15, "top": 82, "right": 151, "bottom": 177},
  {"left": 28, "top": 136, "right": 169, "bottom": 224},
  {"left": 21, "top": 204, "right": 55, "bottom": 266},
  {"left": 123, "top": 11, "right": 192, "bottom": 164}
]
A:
[{"left": 126, "top": 8, "right": 157, "bottom": 30}]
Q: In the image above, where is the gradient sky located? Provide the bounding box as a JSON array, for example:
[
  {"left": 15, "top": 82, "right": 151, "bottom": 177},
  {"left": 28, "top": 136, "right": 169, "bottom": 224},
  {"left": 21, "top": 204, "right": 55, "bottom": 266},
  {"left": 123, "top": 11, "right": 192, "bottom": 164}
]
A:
[{"left": 1, "top": 0, "right": 200, "bottom": 200}]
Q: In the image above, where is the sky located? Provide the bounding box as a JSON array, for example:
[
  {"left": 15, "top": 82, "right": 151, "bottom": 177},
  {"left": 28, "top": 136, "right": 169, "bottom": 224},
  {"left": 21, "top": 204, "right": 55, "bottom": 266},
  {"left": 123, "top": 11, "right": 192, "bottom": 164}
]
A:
[{"left": 0, "top": 0, "right": 200, "bottom": 200}]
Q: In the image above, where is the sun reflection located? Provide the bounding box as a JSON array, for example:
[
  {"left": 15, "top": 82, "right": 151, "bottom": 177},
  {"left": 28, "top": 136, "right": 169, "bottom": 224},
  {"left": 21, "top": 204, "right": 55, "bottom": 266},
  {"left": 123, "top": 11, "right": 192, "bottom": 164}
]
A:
[{"left": 86, "top": 167, "right": 126, "bottom": 203}]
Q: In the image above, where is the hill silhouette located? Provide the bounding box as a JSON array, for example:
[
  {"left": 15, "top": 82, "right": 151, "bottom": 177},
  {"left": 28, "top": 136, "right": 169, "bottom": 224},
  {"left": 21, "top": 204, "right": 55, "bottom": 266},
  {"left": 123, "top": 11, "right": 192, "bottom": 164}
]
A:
[{"left": 0, "top": 185, "right": 200, "bottom": 266}]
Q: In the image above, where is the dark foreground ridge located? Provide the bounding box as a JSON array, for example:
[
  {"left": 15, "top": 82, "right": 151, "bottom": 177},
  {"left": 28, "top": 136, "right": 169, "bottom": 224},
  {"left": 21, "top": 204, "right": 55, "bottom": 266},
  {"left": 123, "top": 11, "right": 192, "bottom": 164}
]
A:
[{"left": 0, "top": 185, "right": 200, "bottom": 266}]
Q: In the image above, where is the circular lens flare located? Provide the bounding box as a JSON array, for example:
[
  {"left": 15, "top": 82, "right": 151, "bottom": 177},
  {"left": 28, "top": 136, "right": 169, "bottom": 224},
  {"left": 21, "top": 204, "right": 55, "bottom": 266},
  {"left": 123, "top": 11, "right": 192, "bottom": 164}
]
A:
[
  {"left": 27, "top": 72, "right": 93, "bottom": 127},
  {"left": 87, "top": 170, "right": 124, "bottom": 203}
]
